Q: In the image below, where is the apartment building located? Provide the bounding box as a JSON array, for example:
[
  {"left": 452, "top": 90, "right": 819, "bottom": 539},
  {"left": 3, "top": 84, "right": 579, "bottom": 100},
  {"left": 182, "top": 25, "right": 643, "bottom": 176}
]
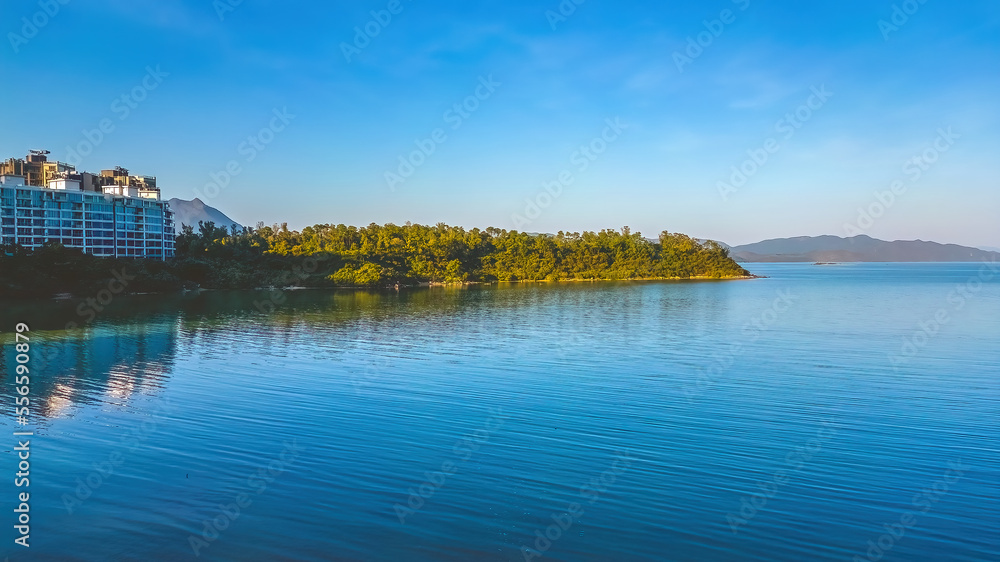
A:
[{"left": 0, "top": 151, "right": 175, "bottom": 260}]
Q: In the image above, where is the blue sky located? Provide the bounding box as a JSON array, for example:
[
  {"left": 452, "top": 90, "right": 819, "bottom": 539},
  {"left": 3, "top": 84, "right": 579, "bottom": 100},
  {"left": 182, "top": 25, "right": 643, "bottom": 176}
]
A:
[{"left": 2, "top": 0, "right": 998, "bottom": 246}]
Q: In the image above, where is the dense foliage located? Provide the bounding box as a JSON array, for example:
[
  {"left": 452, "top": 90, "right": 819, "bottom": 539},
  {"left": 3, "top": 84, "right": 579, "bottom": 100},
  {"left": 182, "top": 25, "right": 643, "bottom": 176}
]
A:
[
  {"left": 0, "top": 242, "right": 186, "bottom": 297},
  {"left": 173, "top": 222, "right": 749, "bottom": 286},
  {"left": 0, "top": 223, "right": 750, "bottom": 296}
]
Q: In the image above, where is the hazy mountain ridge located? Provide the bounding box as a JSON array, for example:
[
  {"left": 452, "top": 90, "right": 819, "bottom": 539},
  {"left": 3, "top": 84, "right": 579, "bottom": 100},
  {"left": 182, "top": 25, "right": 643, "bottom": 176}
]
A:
[
  {"left": 167, "top": 198, "right": 242, "bottom": 234},
  {"left": 730, "top": 235, "right": 1000, "bottom": 262}
]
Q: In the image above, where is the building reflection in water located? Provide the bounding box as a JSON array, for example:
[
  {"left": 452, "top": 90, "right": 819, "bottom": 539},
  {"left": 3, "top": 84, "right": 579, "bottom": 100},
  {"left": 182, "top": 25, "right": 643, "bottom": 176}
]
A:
[
  {"left": 1, "top": 321, "right": 178, "bottom": 421},
  {"left": 1, "top": 287, "right": 469, "bottom": 422}
]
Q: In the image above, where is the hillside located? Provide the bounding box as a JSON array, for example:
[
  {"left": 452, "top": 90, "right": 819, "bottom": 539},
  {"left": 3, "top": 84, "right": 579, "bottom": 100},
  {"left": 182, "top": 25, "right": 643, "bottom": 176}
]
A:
[
  {"left": 730, "top": 235, "right": 1000, "bottom": 262},
  {"left": 166, "top": 198, "right": 243, "bottom": 234}
]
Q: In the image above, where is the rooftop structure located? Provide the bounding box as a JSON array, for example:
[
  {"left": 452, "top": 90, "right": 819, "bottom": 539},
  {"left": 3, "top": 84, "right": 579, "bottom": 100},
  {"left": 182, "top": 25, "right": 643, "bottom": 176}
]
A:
[
  {"left": 0, "top": 151, "right": 175, "bottom": 260},
  {"left": 0, "top": 152, "right": 164, "bottom": 200}
]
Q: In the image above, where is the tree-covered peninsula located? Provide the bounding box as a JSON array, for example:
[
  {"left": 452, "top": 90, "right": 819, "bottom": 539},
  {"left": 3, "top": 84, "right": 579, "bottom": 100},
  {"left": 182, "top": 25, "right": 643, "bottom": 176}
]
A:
[{"left": 0, "top": 222, "right": 752, "bottom": 296}]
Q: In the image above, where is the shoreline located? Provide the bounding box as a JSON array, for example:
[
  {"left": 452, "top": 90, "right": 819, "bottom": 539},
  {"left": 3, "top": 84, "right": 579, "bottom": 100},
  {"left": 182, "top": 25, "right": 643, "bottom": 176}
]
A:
[
  {"left": 425, "top": 274, "right": 763, "bottom": 287},
  {"left": 4, "top": 274, "right": 766, "bottom": 301}
]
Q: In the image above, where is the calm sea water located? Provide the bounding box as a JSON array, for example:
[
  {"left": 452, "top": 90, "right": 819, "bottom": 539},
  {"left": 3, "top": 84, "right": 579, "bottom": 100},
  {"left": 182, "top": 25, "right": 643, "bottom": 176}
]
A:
[{"left": 1, "top": 263, "right": 998, "bottom": 561}]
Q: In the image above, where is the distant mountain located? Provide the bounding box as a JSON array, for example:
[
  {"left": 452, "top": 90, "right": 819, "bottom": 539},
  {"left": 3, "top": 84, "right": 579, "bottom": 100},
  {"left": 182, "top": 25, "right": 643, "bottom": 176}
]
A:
[
  {"left": 730, "top": 235, "right": 1000, "bottom": 263},
  {"left": 981, "top": 246, "right": 1000, "bottom": 253},
  {"left": 698, "top": 239, "right": 730, "bottom": 249},
  {"left": 166, "top": 198, "right": 242, "bottom": 234}
]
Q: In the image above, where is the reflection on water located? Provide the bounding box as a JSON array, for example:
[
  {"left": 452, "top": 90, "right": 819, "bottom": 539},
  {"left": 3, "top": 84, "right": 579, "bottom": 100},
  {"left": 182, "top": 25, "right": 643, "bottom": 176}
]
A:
[
  {"left": 0, "top": 267, "right": 998, "bottom": 561},
  {"left": 1, "top": 323, "right": 176, "bottom": 420},
  {"left": 0, "top": 289, "right": 470, "bottom": 419}
]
